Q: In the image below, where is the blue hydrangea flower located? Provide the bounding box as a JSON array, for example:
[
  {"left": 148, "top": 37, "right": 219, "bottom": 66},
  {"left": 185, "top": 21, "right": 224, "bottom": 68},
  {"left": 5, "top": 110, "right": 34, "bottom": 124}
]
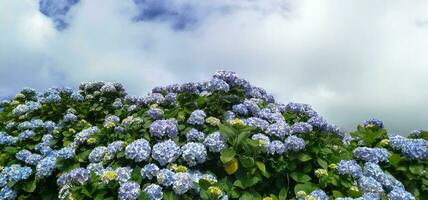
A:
[
  {"left": 104, "top": 115, "right": 120, "bottom": 125},
  {"left": 68, "top": 167, "right": 90, "bottom": 185},
  {"left": 74, "top": 126, "right": 100, "bottom": 145},
  {"left": 358, "top": 176, "right": 383, "bottom": 194},
  {"left": 243, "top": 99, "right": 260, "bottom": 115},
  {"left": 291, "top": 122, "right": 313, "bottom": 134},
  {"left": 285, "top": 102, "right": 318, "bottom": 117},
  {"left": 71, "top": 92, "right": 84, "bottom": 101},
  {"left": 284, "top": 135, "right": 306, "bottom": 152},
  {"left": 144, "top": 184, "right": 163, "bottom": 200},
  {"left": 152, "top": 139, "right": 181, "bottom": 166},
  {"left": 244, "top": 117, "right": 269, "bottom": 131},
  {"left": 186, "top": 128, "right": 205, "bottom": 142},
  {"left": 359, "top": 192, "right": 381, "bottom": 200},
  {"left": 337, "top": 160, "right": 362, "bottom": 178},
  {"left": 148, "top": 108, "right": 164, "bottom": 120},
  {"left": 204, "top": 132, "right": 227, "bottom": 153},
  {"left": 89, "top": 146, "right": 108, "bottom": 163},
  {"left": 266, "top": 140, "right": 286, "bottom": 155},
  {"left": 0, "top": 186, "right": 17, "bottom": 200},
  {"left": 116, "top": 167, "right": 133, "bottom": 184},
  {"left": 353, "top": 147, "right": 389, "bottom": 163},
  {"left": 16, "top": 150, "right": 32, "bottom": 162},
  {"left": 205, "top": 78, "right": 230, "bottom": 93},
  {"left": 87, "top": 162, "right": 104, "bottom": 176},
  {"left": 18, "top": 121, "right": 32, "bottom": 130},
  {"left": 36, "top": 156, "right": 57, "bottom": 178},
  {"left": 125, "top": 138, "right": 151, "bottom": 162},
  {"left": 387, "top": 187, "right": 415, "bottom": 200},
  {"left": 141, "top": 163, "right": 160, "bottom": 180},
  {"left": 224, "top": 111, "right": 236, "bottom": 121},
  {"left": 181, "top": 142, "right": 207, "bottom": 167},
  {"left": 213, "top": 70, "right": 240, "bottom": 86},
  {"left": 1, "top": 164, "right": 32, "bottom": 184},
  {"left": 401, "top": 139, "right": 428, "bottom": 160},
  {"left": 100, "top": 83, "right": 117, "bottom": 94},
  {"left": 107, "top": 141, "right": 125, "bottom": 155},
  {"left": 0, "top": 132, "right": 17, "bottom": 145},
  {"left": 363, "top": 118, "right": 384, "bottom": 128},
  {"left": 57, "top": 147, "right": 75, "bottom": 160},
  {"left": 113, "top": 98, "right": 123, "bottom": 108},
  {"left": 157, "top": 169, "right": 175, "bottom": 186},
  {"left": 308, "top": 189, "right": 328, "bottom": 200},
  {"left": 173, "top": 172, "right": 193, "bottom": 195},
  {"left": 232, "top": 104, "right": 248, "bottom": 115},
  {"left": 150, "top": 119, "right": 178, "bottom": 138},
  {"left": 63, "top": 113, "right": 78, "bottom": 123},
  {"left": 44, "top": 121, "right": 56, "bottom": 132},
  {"left": 307, "top": 116, "right": 328, "bottom": 131},
  {"left": 18, "top": 130, "right": 36, "bottom": 141},
  {"left": 251, "top": 133, "right": 270, "bottom": 147},
  {"left": 187, "top": 110, "right": 206, "bottom": 125},
  {"left": 362, "top": 162, "right": 404, "bottom": 192},
  {"left": 164, "top": 93, "right": 177, "bottom": 104},
  {"left": 118, "top": 181, "right": 141, "bottom": 200},
  {"left": 266, "top": 122, "right": 290, "bottom": 138}
]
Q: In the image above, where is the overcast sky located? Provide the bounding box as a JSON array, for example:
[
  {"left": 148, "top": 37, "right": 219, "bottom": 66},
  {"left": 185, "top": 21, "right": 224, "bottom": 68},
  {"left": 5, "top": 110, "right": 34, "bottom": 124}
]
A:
[{"left": 1, "top": 0, "right": 428, "bottom": 134}]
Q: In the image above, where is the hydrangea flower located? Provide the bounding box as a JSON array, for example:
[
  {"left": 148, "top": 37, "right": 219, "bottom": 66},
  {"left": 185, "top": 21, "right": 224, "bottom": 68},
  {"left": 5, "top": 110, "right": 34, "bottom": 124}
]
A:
[
  {"left": 71, "top": 92, "right": 84, "bottom": 101},
  {"left": 141, "top": 163, "right": 160, "bottom": 180},
  {"left": 266, "top": 122, "right": 290, "bottom": 138},
  {"left": 164, "top": 93, "right": 177, "bottom": 104},
  {"left": 157, "top": 169, "right": 175, "bottom": 186},
  {"left": 0, "top": 186, "right": 17, "bottom": 200},
  {"left": 232, "top": 104, "right": 248, "bottom": 115},
  {"left": 224, "top": 111, "right": 235, "bottom": 121},
  {"left": 251, "top": 133, "right": 270, "bottom": 147},
  {"left": 205, "top": 78, "right": 230, "bottom": 92},
  {"left": 18, "top": 130, "right": 36, "bottom": 141},
  {"left": 63, "top": 113, "right": 78, "bottom": 123},
  {"left": 87, "top": 162, "right": 104, "bottom": 176},
  {"left": 172, "top": 172, "right": 193, "bottom": 195},
  {"left": 125, "top": 138, "right": 151, "bottom": 162},
  {"left": 244, "top": 117, "right": 269, "bottom": 131},
  {"left": 150, "top": 119, "right": 178, "bottom": 138},
  {"left": 285, "top": 102, "right": 317, "bottom": 117},
  {"left": 113, "top": 98, "right": 123, "bottom": 108},
  {"left": 104, "top": 115, "right": 120, "bottom": 127},
  {"left": 181, "top": 142, "right": 207, "bottom": 167},
  {"left": 387, "top": 187, "right": 416, "bottom": 200},
  {"left": 116, "top": 167, "right": 133, "bottom": 184},
  {"left": 107, "top": 141, "right": 125, "bottom": 155},
  {"left": 353, "top": 147, "right": 390, "bottom": 163},
  {"left": 148, "top": 107, "right": 164, "bottom": 120},
  {"left": 57, "top": 147, "right": 76, "bottom": 160},
  {"left": 337, "top": 160, "right": 362, "bottom": 178},
  {"left": 152, "top": 139, "right": 181, "bottom": 166},
  {"left": 186, "top": 128, "right": 205, "bottom": 142},
  {"left": 74, "top": 126, "right": 100, "bottom": 145},
  {"left": 68, "top": 167, "right": 90, "bottom": 185},
  {"left": 291, "top": 122, "right": 313, "bottom": 134},
  {"left": 89, "top": 146, "right": 108, "bottom": 163},
  {"left": 144, "top": 184, "right": 163, "bottom": 200},
  {"left": 307, "top": 116, "right": 328, "bottom": 131},
  {"left": 284, "top": 135, "right": 306, "bottom": 152},
  {"left": 363, "top": 118, "right": 384, "bottom": 128},
  {"left": 266, "top": 140, "right": 285, "bottom": 155},
  {"left": 1, "top": 164, "right": 32, "bottom": 184},
  {"left": 187, "top": 110, "right": 206, "bottom": 125},
  {"left": 118, "top": 181, "right": 141, "bottom": 200},
  {"left": 307, "top": 189, "right": 328, "bottom": 200},
  {"left": 0, "top": 132, "right": 17, "bottom": 145},
  {"left": 358, "top": 176, "right": 383, "bottom": 194},
  {"left": 36, "top": 156, "right": 57, "bottom": 178},
  {"left": 204, "top": 132, "right": 227, "bottom": 153}
]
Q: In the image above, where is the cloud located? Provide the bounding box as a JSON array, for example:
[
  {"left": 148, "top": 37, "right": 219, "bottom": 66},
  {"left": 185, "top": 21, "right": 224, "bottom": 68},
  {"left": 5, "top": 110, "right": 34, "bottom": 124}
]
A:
[{"left": 1, "top": 0, "right": 428, "bottom": 134}]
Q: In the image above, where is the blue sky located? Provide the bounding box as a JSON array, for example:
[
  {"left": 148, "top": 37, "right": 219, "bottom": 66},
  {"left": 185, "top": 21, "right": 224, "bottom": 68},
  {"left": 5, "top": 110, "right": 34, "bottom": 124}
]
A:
[{"left": 1, "top": 0, "right": 428, "bottom": 134}]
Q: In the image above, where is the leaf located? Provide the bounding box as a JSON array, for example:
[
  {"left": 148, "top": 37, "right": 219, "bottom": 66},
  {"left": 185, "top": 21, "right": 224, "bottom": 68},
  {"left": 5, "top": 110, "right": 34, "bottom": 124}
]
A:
[
  {"left": 255, "top": 161, "right": 269, "bottom": 177},
  {"left": 76, "top": 149, "right": 91, "bottom": 162},
  {"left": 22, "top": 179, "right": 37, "bottom": 193},
  {"left": 332, "top": 190, "right": 343, "bottom": 198},
  {"left": 316, "top": 158, "right": 328, "bottom": 169},
  {"left": 290, "top": 172, "right": 311, "bottom": 183},
  {"left": 220, "top": 148, "right": 236, "bottom": 164},
  {"left": 389, "top": 153, "right": 401, "bottom": 166},
  {"left": 278, "top": 188, "right": 288, "bottom": 200},
  {"left": 294, "top": 183, "right": 316, "bottom": 194},
  {"left": 219, "top": 124, "right": 236, "bottom": 141},
  {"left": 297, "top": 153, "right": 312, "bottom": 162},
  {"left": 240, "top": 156, "right": 255, "bottom": 168},
  {"left": 409, "top": 165, "right": 424, "bottom": 175}
]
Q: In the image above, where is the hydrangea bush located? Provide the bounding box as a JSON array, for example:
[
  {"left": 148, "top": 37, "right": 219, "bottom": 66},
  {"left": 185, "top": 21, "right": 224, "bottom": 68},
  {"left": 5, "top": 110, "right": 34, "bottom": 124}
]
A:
[{"left": 0, "top": 71, "right": 427, "bottom": 200}]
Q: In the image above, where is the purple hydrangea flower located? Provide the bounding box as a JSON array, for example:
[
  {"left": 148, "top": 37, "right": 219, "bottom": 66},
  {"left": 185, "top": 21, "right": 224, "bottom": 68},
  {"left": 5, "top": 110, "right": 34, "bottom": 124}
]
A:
[
  {"left": 125, "top": 138, "right": 151, "bottom": 162},
  {"left": 266, "top": 140, "right": 285, "bottom": 155},
  {"left": 244, "top": 117, "right": 269, "bottom": 131},
  {"left": 203, "top": 132, "right": 227, "bottom": 153},
  {"left": 307, "top": 116, "right": 328, "bottom": 131},
  {"left": 186, "top": 128, "right": 205, "bottom": 142},
  {"left": 63, "top": 113, "right": 78, "bottom": 123},
  {"left": 148, "top": 108, "right": 164, "bottom": 120},
  {"left": 205, "top": 78, "right": 230, "bottom": 93},
  {"left": 363, "top": 118, "right": 384, "bottom": 129},
  {"left": 68, "top": 167, "right": 90, "bottom": 185},
  {"left": 152, "top": 139, "right": 181, "bottom": 166},
  {"left": 157, "top": 169, "right": 175, "bottom": 186},
  {"left": 232, "top": 104, "right": 248, "bottom": 115},
  {"left": 187, "top": 110, "right": 206, "bottom": 125},
  {"left": 266, "top": 122, "right": 290, "bottom": 138},
  {"left": 251, "top": 133, "right": 270, "bottom": 147}
]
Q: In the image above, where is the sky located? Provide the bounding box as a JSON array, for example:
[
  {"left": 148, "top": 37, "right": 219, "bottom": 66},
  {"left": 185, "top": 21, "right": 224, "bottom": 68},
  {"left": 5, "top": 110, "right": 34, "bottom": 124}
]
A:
[{"left": 1, "top": 0, "right": 428, "bottom": 134}]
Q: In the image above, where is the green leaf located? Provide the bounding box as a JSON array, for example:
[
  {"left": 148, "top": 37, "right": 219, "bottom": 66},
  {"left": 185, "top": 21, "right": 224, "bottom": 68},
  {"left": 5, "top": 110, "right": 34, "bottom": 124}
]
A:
[
  {"left": 290, "top": 172, "right": 312, "bottom": 183},
  {"left": 316, "top": 158, "right": 328, "bottom": 169},
  {"left": 294, "top": 183, "right": 316, "bottom": 194},
  {"left": 297, "top": 153, "right": 312, "bottom": 162},
  {"left": 22, "top": 179, "right": 37, "bottom": 193},
  {"left": 332, "top": 191, "right": 343, "bottom": 198},
  {"left": 76, "top": 149, "right": 91, "bottom": 162},
  {"left": 278, "top": 188, "right": 288, "bottom": 200},
  {"left": 389, "top": 153, "right": 401, "bottom": 166},
  {"left": 240, "top": 156, "right": 255, "bottom": 168},
  {"left": 219, "top": 124, "right": 236, "bottom": 141},
  {"left": 409, "top": 165, "right": 424, "bottom": 175},
  {"left": 255, "top": 161, "right": 269, "bottom": 177},
  {"left": 220, "top": 148, "right": 236, "bottom": 164}
]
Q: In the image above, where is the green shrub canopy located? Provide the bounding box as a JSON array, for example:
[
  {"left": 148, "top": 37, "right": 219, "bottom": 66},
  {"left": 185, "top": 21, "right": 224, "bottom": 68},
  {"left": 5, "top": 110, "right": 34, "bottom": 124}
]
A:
[{"left": 0, "top": 70, "right": 427, "bottom": 200}]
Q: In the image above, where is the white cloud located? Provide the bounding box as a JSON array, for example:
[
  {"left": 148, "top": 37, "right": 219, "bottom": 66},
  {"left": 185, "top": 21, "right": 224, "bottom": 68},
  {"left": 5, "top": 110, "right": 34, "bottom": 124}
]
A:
[{"left": 1, "top": 0, "right": 428, "bottom": 133}]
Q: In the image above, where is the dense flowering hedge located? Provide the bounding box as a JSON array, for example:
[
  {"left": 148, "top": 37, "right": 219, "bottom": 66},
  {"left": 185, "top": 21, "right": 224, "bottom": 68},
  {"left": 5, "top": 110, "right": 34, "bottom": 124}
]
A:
[{"left": 0, "top": 71, "right": 427, "bottom": 200}]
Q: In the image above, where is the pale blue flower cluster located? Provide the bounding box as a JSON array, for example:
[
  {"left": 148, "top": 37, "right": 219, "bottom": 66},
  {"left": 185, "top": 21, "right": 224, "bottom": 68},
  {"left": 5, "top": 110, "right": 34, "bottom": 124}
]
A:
[
  {"left": 0, "top": 164, "right": 32, "bottom": 187},
  {"left": 125, "top": 138, "right": 151, "bottom": 162},
  {"left": 36, "top": 156, "right": 57, "bottom": 178},
  {"left": 12, "top": 101, "right": 41, "bottom": 116},
  {"left": 104, "top": 115, "right": 120, "bottom": 127},
  {"left": 353, "top": 147, "right": 389, "bottom": 163},
  {"left": 150, "top": 119, "right": 178, "bottom": 138},
  {"left": 0, "top": 132, "right": 17, "bottom": 145},
  {"left": 266, "top": 140, "right": 286, "bottom": 155},
  {"left": 63, "top": 113, "right": 78, "bottom": 123},
  {"left": 141, "top": 164, "right": 160, "bottom": 180},
  {"left": 203, "top": 132, "right": 227, "bottom": 153},
  {"left": 152, "top": 139, "right": 181, "bottom": 166},
  {"left": 74, "top": 126, "right": 100, "bottom": 145},
  {"left": 181, "top": 142, "right": 207, "bottom": 167},
  {"left": 0, "top": 186, "right": 17, "bottom": 200},
  {"left": 291, "top": 122, "right": 313, "bottom": 134},
  {"left": 363, "top": 118, "right": 384, "bottom": 129},
  {"left": 89, "top": 146, "right": 108, "bottom": 163},
  {"left": 284, "top": 135, "right": 306, "bottom": 152},
  {"left": 389, "top": 134, "right": 428, "bottom": 160},
  {"left": 16, "top": 150, "right": 43, "bottom": 165},
  {"left": 187, "top": 109, "right": 206, "bottom": 125},
  {"left": 251, "top": 133, "right": 270, "bottom": 147},
  {"left": 244, "top": 117, "right": 269, "bottom": 131},
  {"left": 118, "top": 181, "right": 141, "bottom": 200},
  {"left": 17, "top": 130, "right": 36, "bottom": 141},
  {"left": 337, "top": 160, "right": 362, "bottom": 178},
  {"left": 144, "top": 184, "right": 163, "bottom": 200},
  {"left": 148, "top": 107, "right": 164, "bottom": 120},
  {"left": 172, "top": 172, "right": 193, "bottom": 195},
  {"left": 186, "top": 128, "right": 205, "bottom": 142}
]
